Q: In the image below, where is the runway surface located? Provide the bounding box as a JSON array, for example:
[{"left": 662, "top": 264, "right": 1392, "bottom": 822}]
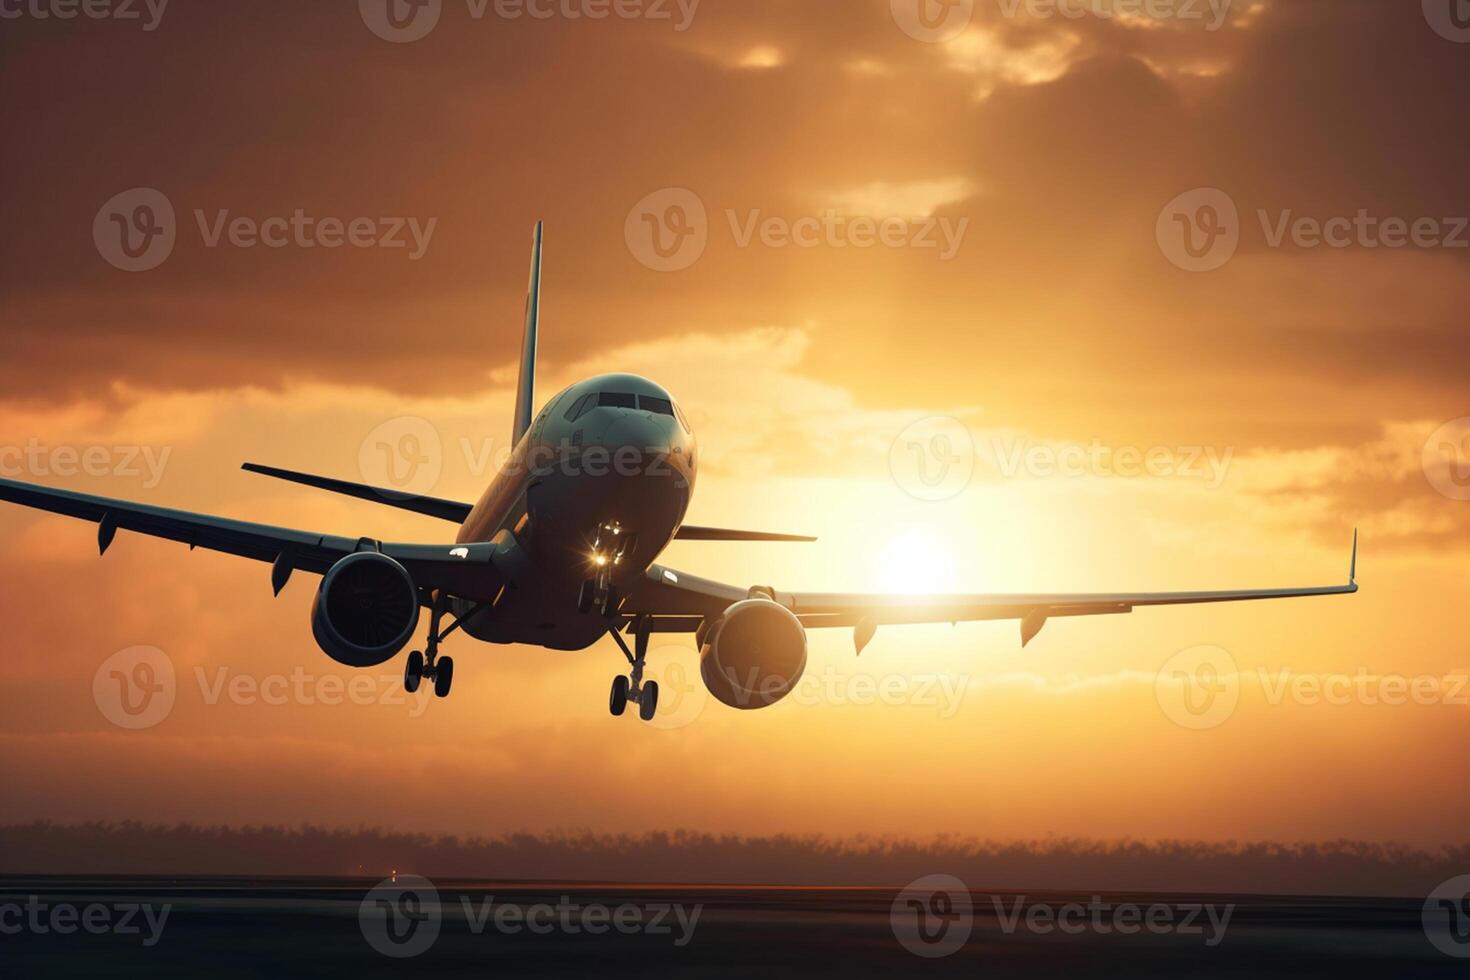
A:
[{"left": 1, "top": 875, "right": 1461, "bottom": 977}]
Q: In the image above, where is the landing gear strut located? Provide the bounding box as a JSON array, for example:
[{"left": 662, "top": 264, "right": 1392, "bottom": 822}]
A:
[
  {"left": 404, "top": 591, "right": 456, "bottom": 698},
  {"left": 608, "top": 615, "right": 659, "bottom": 722}
]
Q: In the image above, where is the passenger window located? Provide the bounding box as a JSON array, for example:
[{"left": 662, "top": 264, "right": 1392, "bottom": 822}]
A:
[
  {"left": 598, "top": 392, "right": 637, "bottom": 409},
  {"left": 638, "top": 396, "right": 674, "bottom": 416}
]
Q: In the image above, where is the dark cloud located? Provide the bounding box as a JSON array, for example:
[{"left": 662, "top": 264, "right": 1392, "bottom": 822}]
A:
[{"left": 3, "top": 1, "right": 1468, "bottom": 499}]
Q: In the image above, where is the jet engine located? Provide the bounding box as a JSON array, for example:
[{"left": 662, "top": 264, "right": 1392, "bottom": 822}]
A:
[
  {"left": 311, "top": 552, "right": 421, "bottom": 668},
  {"left": 699, "top": 599, "right": 808, "bottom": 710}
]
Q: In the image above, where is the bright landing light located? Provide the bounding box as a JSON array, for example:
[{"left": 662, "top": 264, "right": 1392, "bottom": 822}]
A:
[{"left": 872, "top": 529, "right": 958, "bottom": 595}]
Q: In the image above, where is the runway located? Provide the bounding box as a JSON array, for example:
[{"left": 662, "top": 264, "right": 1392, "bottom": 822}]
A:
[{"left": 1, "top": 875, "right": 1461, "bottom": 977}]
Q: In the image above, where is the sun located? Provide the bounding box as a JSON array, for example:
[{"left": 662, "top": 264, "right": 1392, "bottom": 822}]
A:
[{"left": 871, "top": 528, "right": 958, "bottom": 595}]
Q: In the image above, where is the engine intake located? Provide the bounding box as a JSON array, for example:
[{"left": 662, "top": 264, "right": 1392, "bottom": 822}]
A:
[
  {"left": 699, "top": 599, "right": 808, "bottom": 710},
  {"left": 311, "top": 552, "right": 420, "bottom": 668}
]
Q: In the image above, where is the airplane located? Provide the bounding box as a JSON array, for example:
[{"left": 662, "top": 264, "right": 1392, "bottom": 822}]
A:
[{"left": 0, "top": 223, "right": 1359, "bottom": 723}]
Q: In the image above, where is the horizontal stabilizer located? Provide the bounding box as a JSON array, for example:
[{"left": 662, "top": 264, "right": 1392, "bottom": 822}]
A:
[
  {"left": 674, "top": 525, "right": 816, "bottom": 543},
  {"left": 241, "top": 463, "right": 473, "bottom": 524}
]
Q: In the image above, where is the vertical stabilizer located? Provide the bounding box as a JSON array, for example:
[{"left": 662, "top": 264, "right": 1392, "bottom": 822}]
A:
[{"left": 512, "top": 221, "right": 543, "bottom": 444}]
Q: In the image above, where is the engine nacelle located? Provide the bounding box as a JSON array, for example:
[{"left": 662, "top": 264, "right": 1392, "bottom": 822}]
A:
[
  {"left": 699, "top": 599, "right": 808, "bottom": 710},
  {"left": 311, "top": 552, "right": 421, "bottom": 668}
]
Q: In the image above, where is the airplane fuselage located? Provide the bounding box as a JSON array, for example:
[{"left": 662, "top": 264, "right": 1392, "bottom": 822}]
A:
[{"left": 452, "top": 372, "right": 696, "bottom": 650}]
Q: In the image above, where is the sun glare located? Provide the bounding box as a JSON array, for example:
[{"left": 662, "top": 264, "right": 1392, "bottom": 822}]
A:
[{"left": 871, "top": 528, "right": 958, "bottom": 595}]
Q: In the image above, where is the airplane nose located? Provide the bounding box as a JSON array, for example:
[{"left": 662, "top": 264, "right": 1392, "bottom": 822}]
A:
[{"left": 603, "top": 414, "right": 674, "bottom": 456}]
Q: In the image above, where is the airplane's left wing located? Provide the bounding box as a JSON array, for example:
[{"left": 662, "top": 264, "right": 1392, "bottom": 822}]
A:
[
  {"left": 0, "top": 477, "right": 504, "bottom": 601},
  {"left": 625, "top": 533, "right": 1358, "bottom": 649}
]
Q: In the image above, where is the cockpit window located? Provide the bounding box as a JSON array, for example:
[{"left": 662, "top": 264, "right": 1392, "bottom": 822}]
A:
[
  {"left": 673, "top": 401, "right": 691, "bottom": 433},
  {"left": 598, "top": 392, "right": 637, "bottom": 409},
  {"left": 564, "top": 393, "right": 595, "bottom": 422},
  {"left": 638, "top": 395, "right": 674, "bottom": 416},
  {"left": 567, "top": 391, "right": 675, "bottom": 420}
]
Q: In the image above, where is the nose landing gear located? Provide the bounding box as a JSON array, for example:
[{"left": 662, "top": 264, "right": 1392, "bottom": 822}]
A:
[
  {"left": 608, "top": 615, "right": 659, "bottom": 722},
  {"left": 579, "top": 522, "right": 636, "bottom": 620}
]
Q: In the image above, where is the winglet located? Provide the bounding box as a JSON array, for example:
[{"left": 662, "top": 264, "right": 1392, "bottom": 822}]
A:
[
  {"left": 1350, "top": 528, "right": 1358, "bottom": 586},
  {"left": 512, "top": 221, "right": 543, "bottom": 446}
]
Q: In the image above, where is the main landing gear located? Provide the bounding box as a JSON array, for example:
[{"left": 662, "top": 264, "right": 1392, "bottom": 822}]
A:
[
  {"left": 608, "top": 615, "right": 659, "bottom": 723},
  {"left": 404, "top": 592, "right": 456, "bottom": 698},
  {"left": 578, "top": 521, "right": 636, "bottom": 620}
]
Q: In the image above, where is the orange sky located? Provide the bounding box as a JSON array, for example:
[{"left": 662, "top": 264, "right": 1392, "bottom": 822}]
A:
[{"left": 2, "top": 0, "right": 1469, "bottom": 848}]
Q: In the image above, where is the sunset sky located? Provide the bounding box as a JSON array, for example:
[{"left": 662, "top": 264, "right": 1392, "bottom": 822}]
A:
[{"left": 2, "top": 0, "right": 1469, "bottom": 852}]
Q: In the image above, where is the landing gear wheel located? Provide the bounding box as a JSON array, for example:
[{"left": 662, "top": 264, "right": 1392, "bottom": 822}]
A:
[
  {"left": 404, "top": 650, "right": 424, "bottom": 693},
  {"left": 639, "top": 680, "right": 660, "bottom": 722},
  {"left": 433, "top": 656, "right": 454, "bottom": 698},
  {"left": 609, "top": 675, "right": 630, "bottom": 716},
  {"left": 599, "top": 586, "right": 620, "bottom": 620},
  {"left": 577, "top": 580, "right": 595, "bottom": 615}
]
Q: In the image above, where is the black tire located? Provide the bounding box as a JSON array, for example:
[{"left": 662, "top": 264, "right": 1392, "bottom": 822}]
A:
[
  {"left": 433, "top": 656, "right": 454, "bottom": 698},
  {"left": 609, "top": 675, "right": 630, "bottom": 716},
  {"left": 639, "top": 680, "right": 660, "bottom": 722},
  {"left": 599, "top": 586, "right": 620, "bottom": 619},
  {"left": 577, "top": 579, "right": 594, "bottom": 615},
  {"left": 404, "top": 650, "right": 424, "bottom": 693}
]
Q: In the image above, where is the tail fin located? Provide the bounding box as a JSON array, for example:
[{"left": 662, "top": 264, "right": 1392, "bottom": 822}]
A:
[{"left": 512, "top": 221, "right": 543, "bottom": 445}]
